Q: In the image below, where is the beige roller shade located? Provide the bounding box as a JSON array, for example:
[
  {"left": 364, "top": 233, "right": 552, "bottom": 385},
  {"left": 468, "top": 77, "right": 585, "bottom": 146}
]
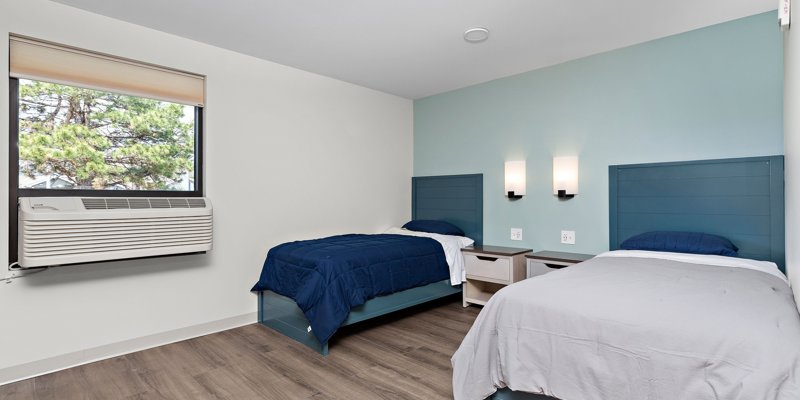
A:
[{"left": 10, "top": 35, "right": 205, "bottom": 107}]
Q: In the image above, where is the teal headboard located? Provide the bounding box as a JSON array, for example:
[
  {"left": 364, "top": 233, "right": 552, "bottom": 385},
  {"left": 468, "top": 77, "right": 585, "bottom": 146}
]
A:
[
  {"left": 412, "top": 174, "right": 483, "bottom": 246},
  {"left": 609, "top": 156, "right": 785, "bottom": 272}
]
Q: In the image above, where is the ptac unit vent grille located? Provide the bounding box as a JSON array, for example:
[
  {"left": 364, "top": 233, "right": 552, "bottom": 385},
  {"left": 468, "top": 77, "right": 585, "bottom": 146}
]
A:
[
  {"left": 81, "top": 198, "right": 207, "bottom": 210},
  {"left": 18, "top": 197, "right": 213, "bottom": 268}
]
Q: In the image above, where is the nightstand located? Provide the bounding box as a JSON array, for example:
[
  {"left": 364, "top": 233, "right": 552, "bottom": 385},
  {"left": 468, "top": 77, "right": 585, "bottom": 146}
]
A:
[
  {"left": 525, "top": 251, "right": 594, "bottom": 278},
  {"left": 461, "top": 245, "right": 531, "bottom": 307}
]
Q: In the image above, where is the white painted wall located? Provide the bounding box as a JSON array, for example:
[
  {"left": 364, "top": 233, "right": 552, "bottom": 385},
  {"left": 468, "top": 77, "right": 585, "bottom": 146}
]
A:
[
  {"left": 786, "top": 5, "right": 800, "bottom": 308},
  {"left": 0, "top": 0, "right": 413, "bottom": 382}
]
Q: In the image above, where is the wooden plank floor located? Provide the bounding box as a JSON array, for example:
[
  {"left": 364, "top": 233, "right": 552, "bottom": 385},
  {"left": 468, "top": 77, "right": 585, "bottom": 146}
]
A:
[{"left": 0, "top": 296, "right": 480, "bottom": 400}]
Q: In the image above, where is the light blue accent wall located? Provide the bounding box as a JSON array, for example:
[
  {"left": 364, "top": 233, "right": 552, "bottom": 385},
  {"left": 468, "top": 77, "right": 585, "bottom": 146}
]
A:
[{"left": 414, "top": 12, "right": 783, "bottom": 254}]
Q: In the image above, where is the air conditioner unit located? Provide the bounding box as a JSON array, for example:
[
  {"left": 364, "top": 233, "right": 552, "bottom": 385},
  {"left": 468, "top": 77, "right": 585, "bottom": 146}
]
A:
[{"left": 18, "top": 197, "right": 213, "bottom": 268}]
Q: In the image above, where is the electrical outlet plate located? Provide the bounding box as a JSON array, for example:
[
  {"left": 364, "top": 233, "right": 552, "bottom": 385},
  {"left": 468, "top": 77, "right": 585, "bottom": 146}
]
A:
[
  {"left": 561, "top": 230, "right": 575, "bottom": 245},
  {"left": 510, "top": 228, "right": 523, "bottom": 241}
]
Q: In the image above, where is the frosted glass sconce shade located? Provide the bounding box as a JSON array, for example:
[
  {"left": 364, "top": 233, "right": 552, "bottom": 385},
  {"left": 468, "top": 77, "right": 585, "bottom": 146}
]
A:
[
  {"left": 505, "top": 160, "right": 526, "bottom": 199},
  {"left": 553, "top": 156, "right": 578, "bottom": 199}
]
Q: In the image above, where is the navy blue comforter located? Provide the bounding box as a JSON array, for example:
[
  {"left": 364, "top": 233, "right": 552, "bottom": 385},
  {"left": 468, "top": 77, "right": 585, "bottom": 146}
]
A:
[{"left": 251, "top": 234, "right": 450, "bottom": 344}]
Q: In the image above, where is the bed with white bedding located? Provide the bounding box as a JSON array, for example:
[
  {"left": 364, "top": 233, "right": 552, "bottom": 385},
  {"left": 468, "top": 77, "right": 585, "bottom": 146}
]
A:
[
  {"left": 452, "top": 251, "right": 800, "bottom": 400},
  {"left": 452, "top": 156, "right": 797, "bottom": 400}
]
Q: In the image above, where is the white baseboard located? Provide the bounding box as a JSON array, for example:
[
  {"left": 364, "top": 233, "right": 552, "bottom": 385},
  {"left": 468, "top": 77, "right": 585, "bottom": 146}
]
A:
[{"left": 0, "top": 312, "right": 257, "bottom": 386}]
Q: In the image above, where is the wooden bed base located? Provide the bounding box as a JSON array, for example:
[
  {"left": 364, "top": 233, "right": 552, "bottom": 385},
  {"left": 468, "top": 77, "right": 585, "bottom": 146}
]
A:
[
  {"left": 491, "top": 389, "right": 552, "bottom": 399},
  {"left": 257, "top": 279, "right": 462, "bottom": 355}
]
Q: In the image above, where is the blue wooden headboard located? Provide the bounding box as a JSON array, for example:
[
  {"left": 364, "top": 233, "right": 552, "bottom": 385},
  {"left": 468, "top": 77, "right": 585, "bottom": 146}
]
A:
[
  {"left": 609, "top": 156, "right": 785, "bottom": 272},
  {"left": 412, "top": 174, "right": 483, "bottom": 246}
]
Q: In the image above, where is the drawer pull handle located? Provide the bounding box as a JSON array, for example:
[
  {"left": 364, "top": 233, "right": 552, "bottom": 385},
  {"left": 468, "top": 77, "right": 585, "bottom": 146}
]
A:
[{"left": 476, "top": 256, "right": 498, "bottom": 262}]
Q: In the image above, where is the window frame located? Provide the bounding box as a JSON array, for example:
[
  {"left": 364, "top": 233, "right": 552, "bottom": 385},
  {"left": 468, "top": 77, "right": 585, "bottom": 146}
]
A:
[{"left": 8, "top": 77, "right": 205, "bottom": 264}]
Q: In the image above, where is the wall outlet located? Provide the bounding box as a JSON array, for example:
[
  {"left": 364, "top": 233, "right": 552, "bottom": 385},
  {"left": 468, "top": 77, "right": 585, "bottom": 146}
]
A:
[
  {"left": 510, "top": 228, "right": 523, "bottom": 241},
  {"left": 561, "top": 230, "right": 575, "bottom": 245}
]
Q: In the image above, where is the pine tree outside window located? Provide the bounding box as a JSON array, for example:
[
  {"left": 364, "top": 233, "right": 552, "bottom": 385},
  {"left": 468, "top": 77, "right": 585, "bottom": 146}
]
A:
[{"left": 17, "top": 79, "right": 197, "bottom": 192}]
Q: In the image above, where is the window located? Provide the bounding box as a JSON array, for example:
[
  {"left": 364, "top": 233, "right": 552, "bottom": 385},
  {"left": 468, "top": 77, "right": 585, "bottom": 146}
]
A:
[
  {"left": 17, "top": 79, "right": 198, "bottom": 191},
  {"left": 8, "top": 35, "right": 206, "bottom": 263}
]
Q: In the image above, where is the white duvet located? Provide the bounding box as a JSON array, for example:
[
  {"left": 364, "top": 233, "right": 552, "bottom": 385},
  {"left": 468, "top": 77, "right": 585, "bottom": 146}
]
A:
[
  {"left": 452, "top": 251, "right": 800, "bottom": 400},
  {"left": 384, "top": 227, "right": 473, "bottom": 285}
]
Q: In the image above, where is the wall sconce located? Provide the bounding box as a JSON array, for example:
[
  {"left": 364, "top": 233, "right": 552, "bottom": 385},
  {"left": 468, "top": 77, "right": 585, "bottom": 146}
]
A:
[
  {"left": 504, "top": 160, "right": 525, "bottom": 200},
  {"left": 553, "top": 156, "right": 578, "bottom": 199}
]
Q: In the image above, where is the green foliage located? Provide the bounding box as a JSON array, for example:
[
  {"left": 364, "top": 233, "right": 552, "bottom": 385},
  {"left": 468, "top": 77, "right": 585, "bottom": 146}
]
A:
[{"left": 18, "top": 80, "right": 195, "bottom": 190}]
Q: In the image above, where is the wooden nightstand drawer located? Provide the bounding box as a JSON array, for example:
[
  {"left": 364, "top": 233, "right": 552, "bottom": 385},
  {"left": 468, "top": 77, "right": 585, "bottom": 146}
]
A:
[
  {"left": 464, "top": 254, "right": 511, "bottom": 282},
  {"left": 461, "top": 245, "right": 531, "bottom": 307},
  {"left": 526, "top": 251, "right": 595, "bottom": 278},
  {"left": 526, "top": 261, "right": 560, "bottom": 278}
]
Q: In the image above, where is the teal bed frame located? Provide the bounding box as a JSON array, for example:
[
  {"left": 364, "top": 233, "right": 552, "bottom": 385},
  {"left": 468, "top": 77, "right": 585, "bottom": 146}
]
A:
[
  {"left": 256, "top": 173, "right": 483, "bottom": 355},
  {"left": 490, "top": 155, "right": 785, "bottom": 400}
]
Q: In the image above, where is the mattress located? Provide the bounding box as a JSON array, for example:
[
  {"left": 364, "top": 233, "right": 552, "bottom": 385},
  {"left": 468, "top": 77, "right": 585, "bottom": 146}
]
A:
[{"left": 451, "top": 251, "right": 800, "bottom": 400}]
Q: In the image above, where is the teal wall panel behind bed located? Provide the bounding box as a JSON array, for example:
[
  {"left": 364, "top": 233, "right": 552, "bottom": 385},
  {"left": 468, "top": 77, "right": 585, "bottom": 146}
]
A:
[
  {"left": 609, "top": 156, "right": 785, "bottom": 271},
  {"left": 413, "top": 12, "right": 782, "bottom": 255}
]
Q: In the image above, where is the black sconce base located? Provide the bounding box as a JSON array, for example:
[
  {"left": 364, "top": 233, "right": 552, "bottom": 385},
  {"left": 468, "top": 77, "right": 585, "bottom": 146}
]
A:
[
  {"left": 507, "top": 191, "right": 523, "bottom": 200},
  {"left": 557, "top": 190, "right": 575, "bottom": 200}
]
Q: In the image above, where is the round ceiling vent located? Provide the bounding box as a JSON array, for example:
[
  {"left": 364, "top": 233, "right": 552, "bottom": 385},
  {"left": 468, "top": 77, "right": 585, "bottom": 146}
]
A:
[{"left": 463, "top": 27, "right": 489, "bottom": 43}]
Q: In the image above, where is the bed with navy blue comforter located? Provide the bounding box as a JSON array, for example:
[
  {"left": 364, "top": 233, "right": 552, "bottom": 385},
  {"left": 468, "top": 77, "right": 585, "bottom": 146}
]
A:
[{"left": 251, "top": 233, "right": 449, "bottom": 345}]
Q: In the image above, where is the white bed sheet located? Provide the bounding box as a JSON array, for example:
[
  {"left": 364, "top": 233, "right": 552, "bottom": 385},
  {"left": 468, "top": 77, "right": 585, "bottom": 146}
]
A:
[
  {"left": 452, "top": 253, "right": 800, "bottom": 400},
  {"left": 384, "top": 227, "right": 473, "bottom": 285},
  {"left": 596, "top": 250, "right": 788, "bottom": 284}
]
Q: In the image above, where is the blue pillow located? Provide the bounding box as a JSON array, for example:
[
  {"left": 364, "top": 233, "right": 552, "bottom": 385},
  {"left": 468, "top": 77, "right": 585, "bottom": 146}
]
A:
[
  {"left": 402, "top": 220, "right": 465, "bottom": 236},
  {"left": 620, "top": 231, "right": 738, "bottom": 257}
]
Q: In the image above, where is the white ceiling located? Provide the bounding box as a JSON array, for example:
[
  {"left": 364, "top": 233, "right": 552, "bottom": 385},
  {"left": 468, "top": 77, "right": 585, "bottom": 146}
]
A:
[{"left": 50, "top": 0, "right": 775, "bottom": 99}]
